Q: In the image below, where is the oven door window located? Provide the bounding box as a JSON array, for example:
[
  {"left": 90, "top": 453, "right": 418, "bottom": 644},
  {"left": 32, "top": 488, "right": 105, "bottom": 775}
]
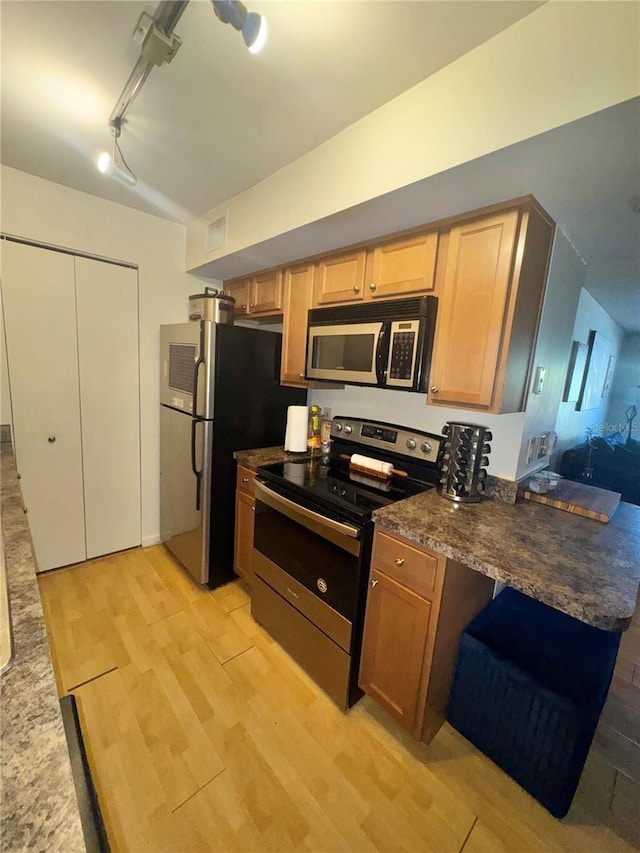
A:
[
  {"left": 254, "top": 502, "right": 360, "bottom": 624},
  {"left": 306, "top": 322, "right": 382, "bottom": 384}
]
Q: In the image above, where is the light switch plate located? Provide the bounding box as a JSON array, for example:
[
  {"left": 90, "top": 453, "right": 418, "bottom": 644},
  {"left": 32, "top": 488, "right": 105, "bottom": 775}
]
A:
[
  {"left": 526, "top": 436, "right": 539, "bottom": 464},
  {"left": 532, "top": 366, "right": 546, "bottom": 395}
]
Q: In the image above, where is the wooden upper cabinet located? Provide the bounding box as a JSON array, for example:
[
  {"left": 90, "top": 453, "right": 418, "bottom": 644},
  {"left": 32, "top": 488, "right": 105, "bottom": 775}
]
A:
[
  {"left": 313, "top": 250, "right": 366, "bottom": 306},
  {"left": 281, "top": 263, "right": 314, "bottom": 387},
  {"left": 367, "top": 231, "right": 438, "bottom": 299},
  {"left": 428, "top": 204, "right": 554, "bottom": 413},
  {"left": 224, "top": 277, "right": 250, "bottom": 316},
  {"left": 250, "top": 270, "right": 283, "bottom": 316},
  {"left": 224, "top": 271, "right": 283, "bottom": 317}
]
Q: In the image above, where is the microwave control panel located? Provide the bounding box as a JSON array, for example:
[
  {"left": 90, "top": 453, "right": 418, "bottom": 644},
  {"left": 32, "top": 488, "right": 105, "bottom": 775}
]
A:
[{"left": 387, "top": 320, "right": 419, "bottom": 387}]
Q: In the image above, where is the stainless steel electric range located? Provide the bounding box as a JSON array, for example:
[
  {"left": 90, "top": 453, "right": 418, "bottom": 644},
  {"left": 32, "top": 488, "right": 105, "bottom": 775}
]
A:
[{"left": 251, "top": 416, "right": 443, "bottom": 709}]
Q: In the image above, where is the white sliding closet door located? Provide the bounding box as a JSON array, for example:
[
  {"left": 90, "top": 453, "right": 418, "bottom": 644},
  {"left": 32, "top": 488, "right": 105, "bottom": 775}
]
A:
[
  {"left": 75, "top": 257, "right": 140, "bottom": 558},
  {"left": 1, "top": 241, "right": 86, "bottom": 570}
]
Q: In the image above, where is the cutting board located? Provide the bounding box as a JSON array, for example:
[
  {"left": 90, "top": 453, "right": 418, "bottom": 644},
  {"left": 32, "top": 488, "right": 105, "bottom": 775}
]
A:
[{"left": 522, "top": 479, "right": 621, "bottom": 523}]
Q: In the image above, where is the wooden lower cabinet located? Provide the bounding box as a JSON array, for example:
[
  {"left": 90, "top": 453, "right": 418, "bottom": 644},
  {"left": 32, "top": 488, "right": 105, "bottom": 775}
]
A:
[
  {"left": 234, "top": 465, "right": 257, "bottom": 578},
  {"left": 359, "top": 529, "right": 494, "bottom": 742},
  {"left": 359, "top": 568, "right": 432, "bottom": 735}
]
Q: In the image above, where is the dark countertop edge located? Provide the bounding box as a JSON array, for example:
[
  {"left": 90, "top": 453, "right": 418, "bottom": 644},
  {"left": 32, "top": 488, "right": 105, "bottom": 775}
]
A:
[
  {"left": 234, "top": 446, "right": 313, "bottom": 470},
  {"left": 372, "top": 495, "right": 640, "bottom": 633},
  {"left": 0, "top": 444, "right": 86, "bottom": 852}
]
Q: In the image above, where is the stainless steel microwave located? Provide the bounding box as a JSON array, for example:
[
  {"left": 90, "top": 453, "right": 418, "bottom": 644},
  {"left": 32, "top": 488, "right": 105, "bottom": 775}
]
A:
[{"left": 305, "top": 296, "right": 437, "bottom": 392}]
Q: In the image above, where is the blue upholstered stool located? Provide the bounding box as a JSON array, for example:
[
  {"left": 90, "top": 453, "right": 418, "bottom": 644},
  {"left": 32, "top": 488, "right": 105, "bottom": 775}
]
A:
[{"left": 447, "top": 587, "right": 620, "bottom": 818}]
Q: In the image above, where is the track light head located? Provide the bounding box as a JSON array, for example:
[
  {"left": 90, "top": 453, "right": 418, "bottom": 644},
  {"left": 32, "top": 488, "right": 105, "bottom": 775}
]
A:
[
  {"left": 211, "top": 0, "right": 267, "bottom": 53},
  {"left": 97, "top": 123, "right": 137, "bottom": 187}
]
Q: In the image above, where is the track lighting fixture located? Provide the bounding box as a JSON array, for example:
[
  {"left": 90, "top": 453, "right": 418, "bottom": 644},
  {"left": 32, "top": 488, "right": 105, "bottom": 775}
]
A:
[
  {"left": 97, "top": 120, "right": 137, "bottom": 187},
  {"left": 98, "top": 0, "right": 267, "bottom": 185},
  {"left": 211, "top": 0, "right": 267, "bottom": 54}
]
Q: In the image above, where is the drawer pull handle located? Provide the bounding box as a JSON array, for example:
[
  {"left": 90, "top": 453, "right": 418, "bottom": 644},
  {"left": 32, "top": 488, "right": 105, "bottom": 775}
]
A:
[
  {"left": 242, "top": 477, "right": 249, "bottom": 483},
  {"left": 353, "top": 285, "right": 360, "bottom": 294},
  {"left": 371, "top": 578, "right": 378, "bottom": 588},
  {"left": 395, "top": 558, "right": 405, "bottom": 567}
]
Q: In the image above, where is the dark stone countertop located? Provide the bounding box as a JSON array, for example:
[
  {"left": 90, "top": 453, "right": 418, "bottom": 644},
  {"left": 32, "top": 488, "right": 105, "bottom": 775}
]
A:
[
  {"left": 234, "top": 446, "right": 312, "bottom": 470},
  {"left": 373, "top": 489, "right": 640, "bottom": 632},
  {"left": 0, "top": 441, "right": 85, "bottom": 851}
]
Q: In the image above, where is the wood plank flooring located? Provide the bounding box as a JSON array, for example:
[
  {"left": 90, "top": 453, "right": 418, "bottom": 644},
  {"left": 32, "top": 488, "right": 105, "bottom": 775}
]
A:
[{"left": 38, "top": 545, "right": 639, "bottom": 852}]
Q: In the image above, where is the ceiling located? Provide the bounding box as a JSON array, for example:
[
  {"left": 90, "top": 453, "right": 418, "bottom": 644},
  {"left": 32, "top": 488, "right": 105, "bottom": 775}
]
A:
[{"left": 1, "top": 1, "right": 638, "bottom": 331}]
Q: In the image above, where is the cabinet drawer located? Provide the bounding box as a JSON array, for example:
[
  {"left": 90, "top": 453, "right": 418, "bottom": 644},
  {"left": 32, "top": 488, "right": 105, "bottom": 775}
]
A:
[
  {"left": 236, "top": 465, "right": 257, "bottom": 496},
  {"left": 372, "top": 531, "right": 439, "bottom": 599}
]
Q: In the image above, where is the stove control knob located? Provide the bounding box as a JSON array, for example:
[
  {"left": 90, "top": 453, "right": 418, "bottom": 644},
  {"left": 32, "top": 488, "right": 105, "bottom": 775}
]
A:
[
  {"left": 344, "top": 424, "right": 353, "bottom": 435},
  {"left": 421, "top": 441, "right": 432, "bottom": 454},
  {"left": 334, "top": 422, "right": 343, "bottom": 432},
  {"left": 406, "top": 438, "right": 416, "bottom": 450},
  {"left": 340, "top": 488, "right": 347, "bottom": 497}
]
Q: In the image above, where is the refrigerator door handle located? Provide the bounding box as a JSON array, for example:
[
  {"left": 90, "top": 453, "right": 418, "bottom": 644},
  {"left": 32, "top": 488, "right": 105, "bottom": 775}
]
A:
[{"left": 191, "top": 419, "right": 203, "bottom": 512}]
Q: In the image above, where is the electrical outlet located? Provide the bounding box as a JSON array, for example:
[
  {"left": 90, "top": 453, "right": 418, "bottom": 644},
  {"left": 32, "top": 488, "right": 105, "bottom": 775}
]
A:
[
  {"left": 525, "top": 436, "right": 539, "bottom": 464},
  {"left": 538, "top": 433, "right": 549, "bottom": 458}
]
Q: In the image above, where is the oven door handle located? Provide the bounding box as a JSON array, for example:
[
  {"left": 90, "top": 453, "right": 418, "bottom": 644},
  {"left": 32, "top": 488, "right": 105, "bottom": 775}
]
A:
[{"left": 254, "top": 479, "right": 360, "bottom": 540}]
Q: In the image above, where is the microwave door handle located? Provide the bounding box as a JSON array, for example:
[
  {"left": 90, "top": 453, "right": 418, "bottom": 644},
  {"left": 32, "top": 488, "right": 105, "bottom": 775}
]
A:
[
  {"left": 191, "top": 419, "right": 202, "bottom": 512},
  {"left": 375, "top": 324, "right": 389, "bottom": 385}
]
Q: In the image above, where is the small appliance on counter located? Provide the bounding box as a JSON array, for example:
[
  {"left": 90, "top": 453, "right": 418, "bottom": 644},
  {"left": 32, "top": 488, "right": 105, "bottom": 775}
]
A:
[
  {"left": 188, "top": 287, "right": 235, "bottom": 324},
  {"left": 438, "top": 422, "right": 492, "bottom": 503}
]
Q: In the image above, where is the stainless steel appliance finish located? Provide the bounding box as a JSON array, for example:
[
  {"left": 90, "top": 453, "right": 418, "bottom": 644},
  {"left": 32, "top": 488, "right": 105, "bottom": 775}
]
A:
[
  {"left": 305, "top": 296, "right": 437, "bottom": 392},
  {"left": 188, "top": 287, "right": 235, "bottom": 323},
  {"left": 438, "top": 422, "right": 493, "bottom": 503},
  {"left": 160, "top": 321, "right": 305, "bottom": 586},
  {"left": 252, "top": 417, "right": 442, "bottom": 709}
]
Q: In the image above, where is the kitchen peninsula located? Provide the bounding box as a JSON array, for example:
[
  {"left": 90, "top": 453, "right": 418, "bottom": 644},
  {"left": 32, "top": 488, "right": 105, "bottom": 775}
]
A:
[{"left": 235, "top": 448, "right": 640, "bottom": 632}]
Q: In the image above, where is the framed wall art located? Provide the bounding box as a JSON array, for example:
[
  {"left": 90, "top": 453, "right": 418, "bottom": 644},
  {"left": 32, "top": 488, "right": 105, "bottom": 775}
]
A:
[
  {"left": 577, "top": 330, "right": 612, "bottom": 411},
  {"left": 563, "top": 340, "right": 588, "bottom": 403}
]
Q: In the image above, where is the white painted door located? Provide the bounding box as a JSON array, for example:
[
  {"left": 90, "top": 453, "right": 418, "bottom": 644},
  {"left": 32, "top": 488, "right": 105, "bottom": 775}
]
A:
[
  {"left": 75, "top": 257, "right": 141, "bottom": 558},
  {"left": 1, "top": 241, "right": 86, "bottom": 570}
]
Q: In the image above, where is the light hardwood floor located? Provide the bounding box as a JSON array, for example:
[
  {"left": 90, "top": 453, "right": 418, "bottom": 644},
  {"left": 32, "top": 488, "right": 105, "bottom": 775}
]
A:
[{"left": 38, "top": 545, "right": 639, "bottom": 852}]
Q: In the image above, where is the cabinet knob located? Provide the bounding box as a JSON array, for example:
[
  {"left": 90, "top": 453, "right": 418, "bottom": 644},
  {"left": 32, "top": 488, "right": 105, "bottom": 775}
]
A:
[
  {"left": 241, "top": 304, "right": 246, "bottom": 310},
  {"left": 249, "top": 303, "right": 254, "bottom": 308},
  {"left": 299, "top": 373, "right": 305, "bottom": 378},
  {"left": 242, "top": 477, "right": 249, "bottom": 483},
  {"left": 395, "top": 558, "right": 405, "bottom": 567},
  {"left": 48, "top": 435, "right": 56, "bottom": 443},
  {"left": 353, "top": 285, "right": 360, "bottom": 294},
  {"left": 430, "top": 387, "right": 439, "bottom": 395},
  {"left": 371, "top": 578, "right": 378, "bottom": 588},
  {"left": 369, "top": 282, "right": 377, "bottom": 292}
]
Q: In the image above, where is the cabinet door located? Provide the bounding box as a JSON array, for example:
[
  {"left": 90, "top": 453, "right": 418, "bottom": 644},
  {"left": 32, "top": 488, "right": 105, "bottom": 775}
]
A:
[
  {"left": 1, "top": 241, "right": 86, "bottom": 571},
  {"left": 428, "top": 210, "right": 520, "bottom": 409},
  {"left": 368, "top": 231, "right": 438, "bottom": 299},
  {"left": 75, "top": 257, "right": 141, "bottom": 560},
  {"left": 281, "top": 263, "right": 314, "bottom": 387},
  {"left": 313, "top": 250, "right": 366, "bottom": 306},
  {"left": 250, "top": 270, "right": 283, "bottom": 316},
  {"left": 234, "top": 489, "right": 255, "bottom": 578},
  {"left": 359, "top": 568, "right": 432, "bottom": 734},
  {"left": 225, "top": 278, "right": 250, "bottom": 316}
]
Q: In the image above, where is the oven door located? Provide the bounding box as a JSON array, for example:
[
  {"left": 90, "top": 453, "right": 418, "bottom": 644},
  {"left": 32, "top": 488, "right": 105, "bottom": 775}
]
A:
[
  {"left": 252, "top": 478, "right": 363, "bottom": 654},
  {"left": 306, "top": 321, "right": 385, "bottom": 385}
]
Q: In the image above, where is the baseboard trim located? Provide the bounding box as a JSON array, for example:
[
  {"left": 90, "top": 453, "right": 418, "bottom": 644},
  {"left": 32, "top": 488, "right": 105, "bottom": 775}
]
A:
[{"left": 141, "top": 534, "right": 162, "bottom": 548}]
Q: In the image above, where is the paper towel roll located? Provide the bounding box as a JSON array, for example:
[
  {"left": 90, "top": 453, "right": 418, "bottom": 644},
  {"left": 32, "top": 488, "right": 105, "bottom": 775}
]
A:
[{"left": 284, "top": 405, "right": 309, "bottom": 452}]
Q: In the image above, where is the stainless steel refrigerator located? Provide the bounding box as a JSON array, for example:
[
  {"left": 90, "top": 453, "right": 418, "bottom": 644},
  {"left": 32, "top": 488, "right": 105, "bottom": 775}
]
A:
[{"left": 160, "top": 321, "right": 305, "bottom": 587}]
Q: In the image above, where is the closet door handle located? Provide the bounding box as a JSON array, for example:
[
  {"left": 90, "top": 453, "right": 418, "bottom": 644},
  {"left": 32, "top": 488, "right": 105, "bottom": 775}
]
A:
[{"left": 48, "top": 435, "right": 56, "bottom": 443}]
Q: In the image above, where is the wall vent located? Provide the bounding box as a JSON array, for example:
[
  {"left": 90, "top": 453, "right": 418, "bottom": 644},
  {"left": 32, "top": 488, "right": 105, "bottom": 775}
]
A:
[{"left": 206, "top": 215, "right": 227, "bottom": 252}]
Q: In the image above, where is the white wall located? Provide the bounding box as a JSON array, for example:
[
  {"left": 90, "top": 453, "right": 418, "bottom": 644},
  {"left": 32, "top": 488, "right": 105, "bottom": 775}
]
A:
[
  {"left": 187, "top": 1, "right": 639, "bottom": 273},
  {"left": 515, "top": 231, "right": 586, "bottom": 479},
  {"left": 554, "top": 288, "right": 625, "bottom": 461},
  {"left": 606, "top": 333, "right": 640, "bottom": 438},
  {"left": 1, "top": 165, "right": 196, "bottom": 546},
  {"left": 308, "top": 385, "right": 525, "bottom": 480}
]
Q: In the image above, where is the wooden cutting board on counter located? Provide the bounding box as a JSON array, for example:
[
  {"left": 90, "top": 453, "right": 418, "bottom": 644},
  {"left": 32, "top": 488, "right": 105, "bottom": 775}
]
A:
[{"left": 522, "top": 479, "right": 621, "bottom": 523}]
